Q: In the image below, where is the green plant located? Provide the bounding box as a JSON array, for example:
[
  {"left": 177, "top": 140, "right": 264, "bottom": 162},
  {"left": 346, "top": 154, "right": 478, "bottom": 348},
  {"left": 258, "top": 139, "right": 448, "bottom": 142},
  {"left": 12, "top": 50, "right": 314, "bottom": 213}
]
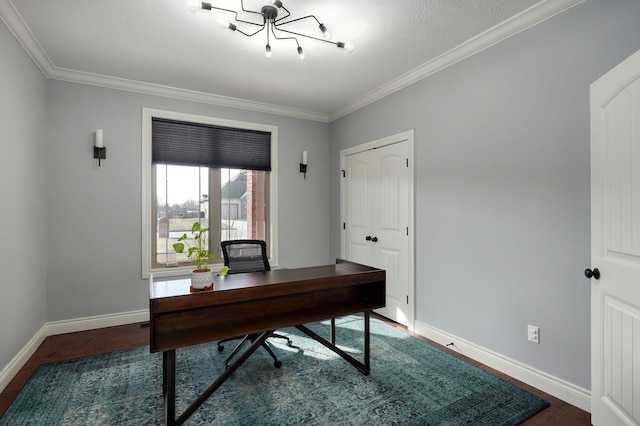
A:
[{"left": 172, "top": 222, "right": 211, "bottom": 271}]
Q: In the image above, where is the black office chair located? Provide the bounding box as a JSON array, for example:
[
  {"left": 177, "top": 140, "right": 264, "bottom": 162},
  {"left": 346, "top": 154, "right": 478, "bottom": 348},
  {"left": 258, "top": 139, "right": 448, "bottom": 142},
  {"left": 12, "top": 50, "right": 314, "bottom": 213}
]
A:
[{"left": 217, "top": 239, "right": 292, "bottom": 368}]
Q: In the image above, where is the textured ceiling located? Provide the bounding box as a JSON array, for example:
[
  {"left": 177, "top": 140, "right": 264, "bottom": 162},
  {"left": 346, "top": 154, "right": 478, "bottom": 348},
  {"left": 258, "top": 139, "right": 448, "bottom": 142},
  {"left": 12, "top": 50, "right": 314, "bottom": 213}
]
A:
[{"left": 0, "top": 0, "right": 580, "bottom": 121}]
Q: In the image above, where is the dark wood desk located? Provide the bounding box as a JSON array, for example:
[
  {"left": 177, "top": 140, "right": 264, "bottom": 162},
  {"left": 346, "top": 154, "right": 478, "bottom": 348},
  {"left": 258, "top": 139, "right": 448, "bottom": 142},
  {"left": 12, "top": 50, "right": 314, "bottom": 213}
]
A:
[{"left": 149, "top": 259, "right": 385, "bottom": 426}]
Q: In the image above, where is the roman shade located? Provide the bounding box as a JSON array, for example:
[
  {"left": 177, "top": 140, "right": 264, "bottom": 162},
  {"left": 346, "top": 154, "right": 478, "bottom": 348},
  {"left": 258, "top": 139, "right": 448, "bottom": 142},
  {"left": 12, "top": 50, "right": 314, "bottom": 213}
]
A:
[{"left": 152, "top": 117, "right": 271, "bottom": 171}]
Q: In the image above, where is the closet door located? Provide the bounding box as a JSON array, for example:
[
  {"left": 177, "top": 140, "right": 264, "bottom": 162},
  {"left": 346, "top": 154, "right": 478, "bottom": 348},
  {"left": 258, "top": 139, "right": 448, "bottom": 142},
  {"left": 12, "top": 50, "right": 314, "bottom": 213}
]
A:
[
  {"left": 344, "top": 140, "right": 411, "bottom": 325},
  {"left": 344, "top": 152, "right": 372, "bottom": 266}
]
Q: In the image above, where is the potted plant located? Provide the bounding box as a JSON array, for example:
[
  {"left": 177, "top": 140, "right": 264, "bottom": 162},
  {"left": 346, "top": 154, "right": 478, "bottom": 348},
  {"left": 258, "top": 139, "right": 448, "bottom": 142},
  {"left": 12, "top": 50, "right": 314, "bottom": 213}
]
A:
[{"left": 173, "top": 221, "right": 213, "bottom": 289}]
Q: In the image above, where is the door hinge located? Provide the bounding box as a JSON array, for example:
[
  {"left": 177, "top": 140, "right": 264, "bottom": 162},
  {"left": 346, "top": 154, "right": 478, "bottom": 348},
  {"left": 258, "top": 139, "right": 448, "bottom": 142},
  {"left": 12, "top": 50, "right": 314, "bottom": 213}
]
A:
[
  {"left": 406, "top": 158, "right": 409, "bottom": 168},
  {"left": 406, "top": 295, "right": 409, "bottom": 304},
  {"left": 341, "top": 169, "right": 346, "bottom": 177},
  {"left": 406, "top": 227, "right": 409, "bottom": 236},
  {"left": 343, "top": 222, "right": 346, "bottom": 230}
]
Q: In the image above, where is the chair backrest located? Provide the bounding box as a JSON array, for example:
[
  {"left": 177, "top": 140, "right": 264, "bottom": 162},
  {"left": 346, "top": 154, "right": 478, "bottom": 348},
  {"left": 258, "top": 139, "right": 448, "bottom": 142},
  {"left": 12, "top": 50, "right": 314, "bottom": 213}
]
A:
[{"left": 220, "top": 240, "right": 270, "bottom": 274}]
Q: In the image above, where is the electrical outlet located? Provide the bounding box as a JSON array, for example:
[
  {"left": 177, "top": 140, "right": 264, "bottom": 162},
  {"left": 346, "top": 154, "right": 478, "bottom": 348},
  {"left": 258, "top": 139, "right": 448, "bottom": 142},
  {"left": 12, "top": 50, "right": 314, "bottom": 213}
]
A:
[{"left": 527, "top": 325, "right": 540, "bottom": 344}]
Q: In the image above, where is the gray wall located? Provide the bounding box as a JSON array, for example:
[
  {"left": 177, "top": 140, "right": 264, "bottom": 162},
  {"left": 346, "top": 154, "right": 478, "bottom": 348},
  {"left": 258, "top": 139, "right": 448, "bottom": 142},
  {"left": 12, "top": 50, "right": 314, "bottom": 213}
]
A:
[
  {"left": 0, "top": 22, "right": 48, "bottom": 370},
  {"left": 330, "top": 0, "right": 640, "bottom": 389},
  {"left": 44, "top": 80, "right": 331, "bottom": 321}
]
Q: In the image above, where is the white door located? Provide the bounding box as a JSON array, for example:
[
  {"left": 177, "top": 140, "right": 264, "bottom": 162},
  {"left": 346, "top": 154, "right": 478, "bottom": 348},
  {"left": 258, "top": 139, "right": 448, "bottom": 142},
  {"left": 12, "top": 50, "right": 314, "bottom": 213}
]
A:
[
  {"left": 590, "top": 49, "right": 640, "bottom": 426},
  {"left": 342, "top": 133, "right": 413, "bottom": 327}
]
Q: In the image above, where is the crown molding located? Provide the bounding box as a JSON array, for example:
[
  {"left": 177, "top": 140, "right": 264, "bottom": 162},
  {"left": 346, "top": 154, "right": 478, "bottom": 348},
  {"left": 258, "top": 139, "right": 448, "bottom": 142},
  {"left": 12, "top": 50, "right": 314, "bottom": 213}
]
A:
[
  {"left": 47, "top": 67, "right": 330, "bottom": 122},
  {"left": 328, "top": 0, "right": 585, "bottom": 122},
  {"left": 0, "top": 0, "right": 54, "bottom": 76},
  {"left": 1, "top": 0, "right": 584, "bottom": 124}
]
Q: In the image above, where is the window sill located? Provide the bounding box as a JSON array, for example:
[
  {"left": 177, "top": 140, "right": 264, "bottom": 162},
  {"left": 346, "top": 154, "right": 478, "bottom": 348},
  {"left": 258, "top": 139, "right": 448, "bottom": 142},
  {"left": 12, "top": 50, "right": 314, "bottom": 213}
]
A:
[{"left": 145, "top": 264, "right": 228, "bottom": 280}]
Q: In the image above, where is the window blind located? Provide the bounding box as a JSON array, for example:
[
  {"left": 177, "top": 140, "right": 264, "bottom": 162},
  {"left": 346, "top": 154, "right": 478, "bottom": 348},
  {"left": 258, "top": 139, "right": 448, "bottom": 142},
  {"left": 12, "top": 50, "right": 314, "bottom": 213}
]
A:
[{"left": 152, "top": 118, "right": 271, "bottom": 171}]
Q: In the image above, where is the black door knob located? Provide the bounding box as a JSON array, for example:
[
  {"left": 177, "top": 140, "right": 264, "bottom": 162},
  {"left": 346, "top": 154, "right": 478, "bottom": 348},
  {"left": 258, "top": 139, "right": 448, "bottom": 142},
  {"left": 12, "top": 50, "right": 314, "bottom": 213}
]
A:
[
  {"left": 584, "top": 268, "right": 600, "bottom": 280},
  {"left": 371, "top": 237, "right": 378, "bottom": 242},
  {"left": 365, "top": 236, "right": 372, "bottom": 241}
]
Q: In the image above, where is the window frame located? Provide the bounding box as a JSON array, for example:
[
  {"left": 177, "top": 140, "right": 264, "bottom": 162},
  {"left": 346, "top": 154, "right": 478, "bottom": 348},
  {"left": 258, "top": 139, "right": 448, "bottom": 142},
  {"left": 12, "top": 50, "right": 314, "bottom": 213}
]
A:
[{"left": 142, "top": 108, "right": 278, "bottom": 279}]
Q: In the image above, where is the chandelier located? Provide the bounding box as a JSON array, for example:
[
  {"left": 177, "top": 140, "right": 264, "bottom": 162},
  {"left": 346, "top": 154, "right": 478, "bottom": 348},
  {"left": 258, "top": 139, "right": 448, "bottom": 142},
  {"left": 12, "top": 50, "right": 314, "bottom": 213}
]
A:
[{"left": 188, "top": 1, "right": 354, "bottom": 60}]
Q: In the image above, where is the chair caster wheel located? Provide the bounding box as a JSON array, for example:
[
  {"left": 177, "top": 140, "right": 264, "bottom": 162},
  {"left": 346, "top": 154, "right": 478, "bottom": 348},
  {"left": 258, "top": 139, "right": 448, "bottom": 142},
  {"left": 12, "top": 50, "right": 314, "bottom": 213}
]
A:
[
  {"left": 274, "top": 360, "right": 282, "bottom": 368},
  {"left": 286, "top": 341, "right": 293, "bottom": 347},
  {"left": 217, "top": 345, "right": 224, "bottom": 352}
]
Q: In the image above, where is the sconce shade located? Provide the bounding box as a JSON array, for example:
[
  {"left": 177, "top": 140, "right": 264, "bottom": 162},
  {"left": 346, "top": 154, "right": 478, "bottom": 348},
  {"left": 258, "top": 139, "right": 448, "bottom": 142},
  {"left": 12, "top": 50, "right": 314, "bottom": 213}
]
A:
[
  {"left": 300, "top": 150, "right": 308, "bottom": 178},
  {"left": 94, "top": 129, "right": 106, "bottom": 166}
]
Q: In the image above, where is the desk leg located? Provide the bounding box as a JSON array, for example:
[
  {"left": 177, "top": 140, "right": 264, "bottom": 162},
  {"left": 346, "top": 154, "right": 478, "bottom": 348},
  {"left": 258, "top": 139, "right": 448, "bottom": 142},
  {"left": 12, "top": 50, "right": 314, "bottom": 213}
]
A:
[
  {"left": 364, "top": 311, "right": 370, "bottom": 375},
  {"left": 330, "top": 318, "right": 336, "bottom": 345},
  {"left": 163, "top": 350, "right": 176, "bottom": 426},
  {"left": 295, "top": 311, "right": 371, "bottom": 376},
  {"left": 175, "top": 330, "right": 273, "bottom": 425}
]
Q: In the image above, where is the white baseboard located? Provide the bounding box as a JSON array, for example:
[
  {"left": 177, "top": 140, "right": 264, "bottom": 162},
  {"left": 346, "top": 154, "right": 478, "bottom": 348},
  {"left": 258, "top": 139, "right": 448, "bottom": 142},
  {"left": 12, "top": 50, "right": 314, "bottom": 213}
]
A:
[
  {"left": 0, "top": 324, "right": 47, "bottom": 394},
  {"left": 0, "top": 309, "right": 149, "bottom": 393},
  {"left": 46, "top": 309, "right": 149, "bottom": 336},
  {"left": 414, "top": 320, "right": 591, "bottom": 413}
]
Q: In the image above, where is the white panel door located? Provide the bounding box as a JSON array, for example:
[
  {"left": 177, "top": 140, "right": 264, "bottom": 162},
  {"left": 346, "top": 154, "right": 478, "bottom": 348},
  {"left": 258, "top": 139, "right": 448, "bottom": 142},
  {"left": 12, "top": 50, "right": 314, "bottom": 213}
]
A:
[
  {"left": 590, "top": 48, "right": 640, "bottom": 426},
  {"left": 343, "top": 140, "right": 411, "bottom": 326},
  {"left": 371, "top": 143, "right": 410, "bottom": 325},
  {"left": 345, "top": 157, "right": 372, "bottom": 266}
]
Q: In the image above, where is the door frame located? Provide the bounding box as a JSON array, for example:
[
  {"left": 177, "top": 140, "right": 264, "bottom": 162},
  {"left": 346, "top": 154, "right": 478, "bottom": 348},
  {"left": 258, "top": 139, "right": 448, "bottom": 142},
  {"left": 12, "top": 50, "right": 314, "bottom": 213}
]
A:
[{"left": 339, "top": 130, "right": 415, "bottom": 332}]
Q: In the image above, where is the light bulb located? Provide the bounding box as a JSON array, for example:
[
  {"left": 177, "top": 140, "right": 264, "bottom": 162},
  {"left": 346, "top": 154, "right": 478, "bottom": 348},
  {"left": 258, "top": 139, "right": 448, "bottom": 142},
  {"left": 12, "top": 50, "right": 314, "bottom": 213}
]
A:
[
  {"left": 265, "top": 44, "right": 272, "bottom": 59},
  {"left": 186, "top": 1, "right": 201, "bottom": 13},
  {"left": 337, "top": 41, "right": 355, "bottom": 53},
  {"left": 319, "top": 23, "right": 331, "bottom": 40},
  {"left": 272, "top": 0, "right": 283, "bottom": 8},
  {"left": 297, "top": 46, "right": 305, "bottom": 60},
  {"left": 217, "top": 19, "right": 236, "bottom": 31}
]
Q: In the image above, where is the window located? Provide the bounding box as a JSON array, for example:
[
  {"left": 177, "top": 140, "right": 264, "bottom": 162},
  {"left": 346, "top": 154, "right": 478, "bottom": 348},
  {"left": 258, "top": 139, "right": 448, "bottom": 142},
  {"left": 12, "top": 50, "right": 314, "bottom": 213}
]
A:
[{"left": 142, "top": 109, "right": 278, "bottom": 278}]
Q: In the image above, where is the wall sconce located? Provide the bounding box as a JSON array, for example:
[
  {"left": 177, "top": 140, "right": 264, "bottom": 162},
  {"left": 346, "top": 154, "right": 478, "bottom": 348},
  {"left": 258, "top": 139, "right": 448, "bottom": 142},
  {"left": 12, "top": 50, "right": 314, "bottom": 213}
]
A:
[
  {"left": 299, "top": 150, "right": 308, "bottom": 178},
  {"left": 93, "top": 129, "right": 106, "bottom": 167}
]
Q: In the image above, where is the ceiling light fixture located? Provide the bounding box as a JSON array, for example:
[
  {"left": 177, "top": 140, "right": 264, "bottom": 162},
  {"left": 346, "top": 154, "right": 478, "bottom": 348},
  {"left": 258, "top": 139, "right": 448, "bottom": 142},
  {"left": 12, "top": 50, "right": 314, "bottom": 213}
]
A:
[{"left": 188, "top": 1, "right": 354, "bottom": 60}]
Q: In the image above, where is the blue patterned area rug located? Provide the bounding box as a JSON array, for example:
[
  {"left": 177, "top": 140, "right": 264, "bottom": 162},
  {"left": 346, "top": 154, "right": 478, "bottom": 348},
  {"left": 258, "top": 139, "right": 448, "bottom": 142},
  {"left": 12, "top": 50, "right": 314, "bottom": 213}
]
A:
[{"left": 1, "top": 316, "right": 549, "bottom": 425}]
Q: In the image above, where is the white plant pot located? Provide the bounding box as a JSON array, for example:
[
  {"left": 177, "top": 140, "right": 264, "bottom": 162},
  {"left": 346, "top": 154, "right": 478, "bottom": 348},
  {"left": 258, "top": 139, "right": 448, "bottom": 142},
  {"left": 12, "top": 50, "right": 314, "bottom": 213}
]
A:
[{"left": 191, "top": 269, "right": 213, "bottom": 290}]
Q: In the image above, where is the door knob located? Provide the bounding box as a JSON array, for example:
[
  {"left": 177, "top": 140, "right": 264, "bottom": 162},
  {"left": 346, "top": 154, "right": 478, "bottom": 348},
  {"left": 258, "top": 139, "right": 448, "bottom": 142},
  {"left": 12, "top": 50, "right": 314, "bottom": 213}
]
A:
[
  {"left": 365, "top": 236, "right": 372, "bottom": 241},
  {"left": 371, "top": 237, "right": 378, "bottom": 242},
  {"left": 584, "top": 268, "right": 600, "bottom": 280}
]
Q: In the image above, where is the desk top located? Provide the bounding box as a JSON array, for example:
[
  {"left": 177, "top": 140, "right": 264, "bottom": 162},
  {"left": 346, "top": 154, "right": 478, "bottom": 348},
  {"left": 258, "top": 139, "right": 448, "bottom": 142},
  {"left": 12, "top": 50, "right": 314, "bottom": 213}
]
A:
[
  {"left": 149, "top": 259, "right": 385, "bottom": 352},
  {"left": 150, "top": 259, "right": 384, "bottom": 301}
]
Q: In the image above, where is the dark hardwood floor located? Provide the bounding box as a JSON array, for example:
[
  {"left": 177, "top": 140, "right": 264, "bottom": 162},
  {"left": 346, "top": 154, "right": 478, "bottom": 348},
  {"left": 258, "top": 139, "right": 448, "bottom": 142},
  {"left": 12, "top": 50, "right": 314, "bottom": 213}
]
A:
[
  {"left": 0, "top": 317, "right": 591, "bottom": 424},
  {"left": 378, "top": 317, "right": 592, "bottom": 426}
]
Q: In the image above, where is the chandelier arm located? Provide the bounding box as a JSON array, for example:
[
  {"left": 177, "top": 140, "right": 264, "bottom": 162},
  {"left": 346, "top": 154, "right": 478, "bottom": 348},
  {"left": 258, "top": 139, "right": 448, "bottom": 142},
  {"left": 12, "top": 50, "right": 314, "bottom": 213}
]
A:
[
  {"left": 273, "top": 26, "right": 339, "bottom": 47},
  {"left": 273, "top": 6, "right": 291, "bottom": 23},
  {"left": 232, "top": 17, "right": 263, "bottom": 28},
  {"left": 203, "top": 3, "right": 263, "bottom": 28},
  {"left": 226, "top": 12, "right": 263, "bottom": 28},
  {"left": 234, "top": 25, "right": 266, "bottom": 37},
  {"left": 275, "top": 14, "right": 322, "bottom": 27},
  {"left": 270, "top": 24, "right": 301, "bottom": 47},
  {"left": 239, "top": 0, "right": 268, "bottom": 21}
]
